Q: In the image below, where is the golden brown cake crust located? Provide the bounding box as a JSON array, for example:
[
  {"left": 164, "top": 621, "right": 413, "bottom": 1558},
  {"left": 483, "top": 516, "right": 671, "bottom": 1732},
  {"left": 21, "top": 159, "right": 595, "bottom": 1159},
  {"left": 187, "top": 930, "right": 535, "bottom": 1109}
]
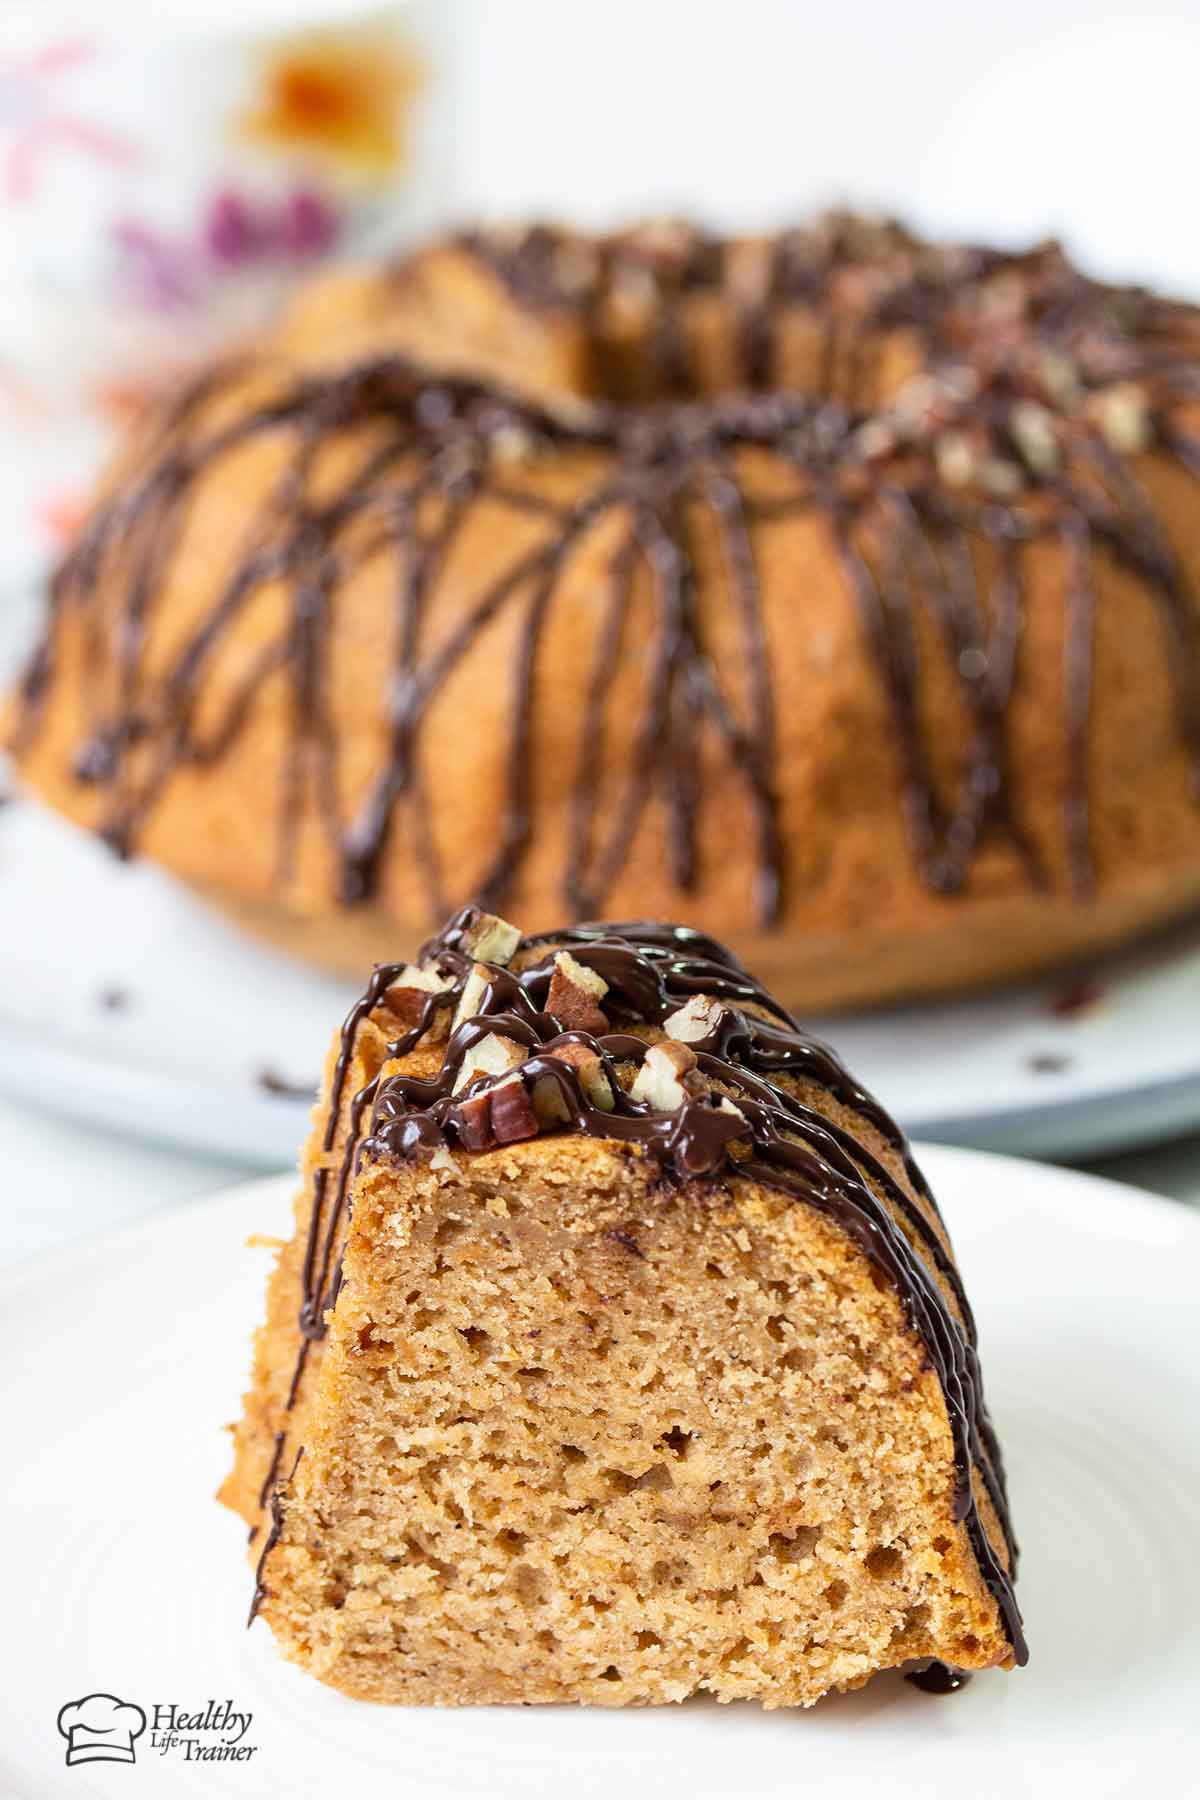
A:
[
  {"left": 221, "top": 911, "right": 1023, "bottom": 1706},
  {"left": 11, "top": 215, "right": 1200, "bottom": 1010}
]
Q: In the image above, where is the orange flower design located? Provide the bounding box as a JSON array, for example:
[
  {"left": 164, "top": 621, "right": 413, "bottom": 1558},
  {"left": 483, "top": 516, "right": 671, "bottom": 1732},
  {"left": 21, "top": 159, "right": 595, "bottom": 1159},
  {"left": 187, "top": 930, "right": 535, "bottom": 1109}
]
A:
[{"left": 239, "top": 26, "right": 421, "bottom": 180}]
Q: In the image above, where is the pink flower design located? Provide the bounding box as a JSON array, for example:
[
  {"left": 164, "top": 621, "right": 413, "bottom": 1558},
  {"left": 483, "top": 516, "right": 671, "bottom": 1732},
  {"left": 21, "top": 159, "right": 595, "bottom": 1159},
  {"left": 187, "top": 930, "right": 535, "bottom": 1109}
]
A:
[
  {"left": 278, "top": 187, "right": 339, "bottom": 257},
  {"left": 111, "top": 218, "right": 202, "bottom": 311},
  {"left": 203, "top": 184, "right": 339, "bottom": 265},
  {"left": 0, "top": 39, "right": 138, "bottom": 203},
  {"left": 205, "top": 189, "right": 272, "bottom": 265},
  {"left": 115, "top": 185, "right": 343, "bottom": 312}
]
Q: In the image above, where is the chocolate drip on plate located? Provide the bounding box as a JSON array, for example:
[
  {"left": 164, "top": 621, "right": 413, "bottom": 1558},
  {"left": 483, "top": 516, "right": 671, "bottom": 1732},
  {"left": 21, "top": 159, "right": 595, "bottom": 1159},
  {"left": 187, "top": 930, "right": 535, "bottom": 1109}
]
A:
[{"left": 906, "top": 1660, "right": 971, "bottom": 1694}]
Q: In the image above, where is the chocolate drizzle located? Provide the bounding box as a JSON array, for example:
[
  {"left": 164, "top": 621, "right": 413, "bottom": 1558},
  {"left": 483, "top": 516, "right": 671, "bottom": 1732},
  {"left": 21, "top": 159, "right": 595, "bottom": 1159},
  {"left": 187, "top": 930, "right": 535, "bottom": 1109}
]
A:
[
  {"left": 248, "top": 1446, "right": 301, "bottom": 1627},
  {"left": 12, "top": 216, "right": 1200, "bottom": 924},
  {"left": 252, "top": 909, "right": 1026, "bottom": 1667}
]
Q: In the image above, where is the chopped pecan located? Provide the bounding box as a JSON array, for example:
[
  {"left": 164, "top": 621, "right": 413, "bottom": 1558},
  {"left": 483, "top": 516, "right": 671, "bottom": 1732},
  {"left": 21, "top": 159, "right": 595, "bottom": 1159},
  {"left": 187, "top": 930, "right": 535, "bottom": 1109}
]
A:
[
  {"left": 452, "top": 962, "right": 492, "bottom": 1034},
  {"left": 530, "top": 1077, "right": 571, "bottom": 1127},
  {"left": 631, "top": 1040, "right": 704, "bottom": 1111},
  {"left": 457, "top": 908, "right": 522, "bottom": 966},
  {"left": 546, "top": 950, "right": 610, "bottom": 1034},
  {"left": 489, "top": 1073, "right": 539, "bottom": 1145},
  {"left": 542, "top": 1040, "right": 615, "bottom": 1112},
  {"left": 384, "top": 962, "right": 452, "bottom": 1034},
  {"left": 454, "top": 1089, "right": 496, "bottom": 1153},
  {"left": 663, "top": 994, "right": 726, "bottom": 1046},
  {"left": 1010, "top": 399, "right": 1059, "bottom": 475},
  {"left": 1090, "top": 382, "right": 1150, "bottom": 455},
  {"left": 452, "top": 1032, "right": 525, "bottom": 1095}
]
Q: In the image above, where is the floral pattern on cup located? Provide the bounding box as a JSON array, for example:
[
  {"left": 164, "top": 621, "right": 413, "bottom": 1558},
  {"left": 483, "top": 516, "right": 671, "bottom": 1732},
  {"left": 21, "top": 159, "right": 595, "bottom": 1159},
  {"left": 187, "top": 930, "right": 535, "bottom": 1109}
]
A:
[{"left": 0, "top": 11, "right": 427, "bottom": 574}]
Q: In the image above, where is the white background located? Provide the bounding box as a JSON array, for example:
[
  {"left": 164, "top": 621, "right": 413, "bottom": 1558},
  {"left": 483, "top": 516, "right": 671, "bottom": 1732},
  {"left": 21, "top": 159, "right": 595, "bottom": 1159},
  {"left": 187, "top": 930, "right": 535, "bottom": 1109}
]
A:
[{"left": 451, "top": 0, "right": 1200, "bottom": 295}]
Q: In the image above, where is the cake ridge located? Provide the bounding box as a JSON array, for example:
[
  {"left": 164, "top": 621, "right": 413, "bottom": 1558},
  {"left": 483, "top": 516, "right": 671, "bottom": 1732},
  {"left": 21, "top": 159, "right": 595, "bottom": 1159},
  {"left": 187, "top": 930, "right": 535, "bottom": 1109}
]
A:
[{"left": 256, "top": 908, "right": 1025, "bottom": 1666}]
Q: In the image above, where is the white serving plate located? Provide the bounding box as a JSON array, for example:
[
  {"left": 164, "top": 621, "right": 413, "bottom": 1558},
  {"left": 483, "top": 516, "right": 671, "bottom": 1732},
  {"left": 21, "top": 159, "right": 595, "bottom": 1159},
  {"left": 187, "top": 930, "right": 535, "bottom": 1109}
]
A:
[
  {"left": 0, "top": 788, "right": 1199, "bottom": 1164},
  {"left": 2, "top": 1146, "right": 1197, "bottom": 1797}
]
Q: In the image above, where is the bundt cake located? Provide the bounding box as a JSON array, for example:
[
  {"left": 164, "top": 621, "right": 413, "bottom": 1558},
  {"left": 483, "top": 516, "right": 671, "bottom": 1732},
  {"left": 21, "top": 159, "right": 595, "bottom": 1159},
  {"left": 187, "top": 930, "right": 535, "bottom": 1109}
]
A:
[
  {"left": 10, "top": 214, "right": 1200, "bottom": 1009},
  {"left": 220, "top": 906, "right": 1025, "bottom": 1706}
]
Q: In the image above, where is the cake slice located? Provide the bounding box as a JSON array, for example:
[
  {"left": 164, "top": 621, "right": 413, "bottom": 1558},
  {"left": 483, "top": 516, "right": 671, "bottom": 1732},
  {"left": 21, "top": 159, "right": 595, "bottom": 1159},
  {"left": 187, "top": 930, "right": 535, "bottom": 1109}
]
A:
[{"left": 221, "top": 909, "right": 1024, "bottom": 1706}]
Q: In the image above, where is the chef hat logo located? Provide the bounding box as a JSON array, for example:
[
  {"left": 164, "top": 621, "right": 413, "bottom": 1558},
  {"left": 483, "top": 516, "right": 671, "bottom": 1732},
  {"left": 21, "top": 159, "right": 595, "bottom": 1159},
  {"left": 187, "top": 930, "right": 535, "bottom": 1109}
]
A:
[{"left": 57, "top": 1694, "right": 146, "bottom": 1767}]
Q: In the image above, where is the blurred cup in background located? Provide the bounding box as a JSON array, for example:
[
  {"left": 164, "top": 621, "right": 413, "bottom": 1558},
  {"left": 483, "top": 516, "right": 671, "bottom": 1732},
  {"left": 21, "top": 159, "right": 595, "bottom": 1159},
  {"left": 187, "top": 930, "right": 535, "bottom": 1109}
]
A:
[{"left": 0, "top": 0, "right": 459, "bottom": 582}]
